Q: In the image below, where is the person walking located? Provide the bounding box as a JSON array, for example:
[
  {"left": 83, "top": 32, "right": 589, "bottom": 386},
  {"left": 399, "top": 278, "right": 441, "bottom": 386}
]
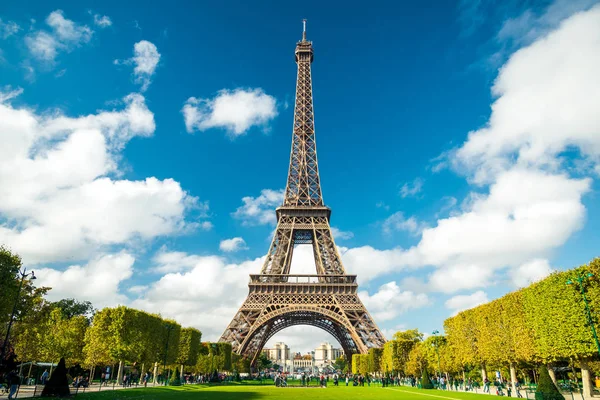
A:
[
  {"left": 40, "top": 369, "right": 49, "bottom": 385},
  {"left": 345, "top": 375, "right": 349, "bottom": 386},
  {"left": 7, "top": 370, "right": 20, "bottom": 400}
]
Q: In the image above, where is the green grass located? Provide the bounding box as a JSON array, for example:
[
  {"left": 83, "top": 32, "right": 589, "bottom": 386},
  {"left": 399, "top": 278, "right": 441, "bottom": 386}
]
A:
[{"left": 76, "top": 384, "right": 500, "bottom": 400}]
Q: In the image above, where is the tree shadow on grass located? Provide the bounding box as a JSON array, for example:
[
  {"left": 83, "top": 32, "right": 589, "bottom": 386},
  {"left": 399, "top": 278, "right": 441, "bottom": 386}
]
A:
[{"left": 76, "top": 385, "right": 266, "bottom": 400}]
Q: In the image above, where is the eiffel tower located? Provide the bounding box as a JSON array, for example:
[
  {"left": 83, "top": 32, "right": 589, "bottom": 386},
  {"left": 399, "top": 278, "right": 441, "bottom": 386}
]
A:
[{"left": 220, "top": 21, "right": 386, "bottom": 365}]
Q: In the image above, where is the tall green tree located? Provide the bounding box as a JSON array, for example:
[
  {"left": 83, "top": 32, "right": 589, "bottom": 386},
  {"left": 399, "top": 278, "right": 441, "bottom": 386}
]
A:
[{"left": 176, "top": 328, "right": 201, "bottom": 376}]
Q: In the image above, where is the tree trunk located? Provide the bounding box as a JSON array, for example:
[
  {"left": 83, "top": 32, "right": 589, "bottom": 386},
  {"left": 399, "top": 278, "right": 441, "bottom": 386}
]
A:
[
  {"left": 89, "top": 365, "right": 95, "bottom": 382},
  {"left": 580, "top": 359, "right": 594, "bottom": 400},
  {"left": 547, "top": 365, "right": 558, "bottom": 386},
  {"left": 180, "top": 364, "right": 184, "bottom": 381},
  {"left": 117, "top": 360, "right": 124, "bottom": 385},
  {"left": 510, "top": 362, "right": 518, "bottom": 394},
  {"left": 153, "top": 362, "right": 158, "bottom": 384},
  {"left": 481, "top": 365, "right": 488, "bottom": 381},
  {"left": 27, "top": 362, "right": 33, "bottom": 383}
]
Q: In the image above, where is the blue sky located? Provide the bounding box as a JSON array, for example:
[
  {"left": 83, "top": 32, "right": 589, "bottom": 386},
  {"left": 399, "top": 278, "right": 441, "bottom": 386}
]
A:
[{"left": 1, "top": 0, "right": 599, "bottom": 353}]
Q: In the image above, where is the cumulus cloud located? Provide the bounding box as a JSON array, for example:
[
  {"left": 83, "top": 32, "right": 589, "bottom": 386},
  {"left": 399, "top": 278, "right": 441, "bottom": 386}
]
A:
[
  {"left": 400, "top": 178, "right": 424, "bottom": 198},
  {"left": 115, "top": 40, "right": 161, "bottom": 92},
  {"left": 93, "top": 14, "right": 112, "bottom": 28},
  {"left": 26, "top": 10, "right": 92, "bottom": 62},
  {"left": 359, "top": 281, "right": 430, "bottom": 322},
  {"left": 382, "top": 212, "right": 425, "bottom": 236},
  {"left": 331, "top": 227, "right": 353, "bottom": 241},
  {"left": 0, "top": 19, "right": 20, "bottom": 39},
  {"left": 36, "top": 252, "right": 134, "bottom": 307},
  {"left": 511, "top": 259, "right": 554, "bottom": 288},
  {"left": 445, "top": 290, "right": 489, "bottom": 316},
  {"left": 132, "top": 250, "right": 264, "bottom": 341},
  {"left": 0, "top": 91, "right": 200, "bottom": 264},
  {"left": 342, "top": 6, "right": 599, "bottom": 294},
  {"left": 182, "top": 88, "right": 278, "bottom": 135},
  {"left": 455, "top": 5, "right": 600, "bottom": 184},
  {"left": 232, "top": 188, "right": 284, "bottom": 226},
  {"left": 219, "top": 237, "right": 248, "bottom": 252}
]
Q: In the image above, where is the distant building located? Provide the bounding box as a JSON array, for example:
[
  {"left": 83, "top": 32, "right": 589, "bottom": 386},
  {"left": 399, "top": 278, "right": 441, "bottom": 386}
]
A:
[
  {"left": 292, "top": 353, "right": 315, "bottom": 371},
  {"left": 314, "top": 342, "right": 343, "bottom": 368},
  {"left": 262, "top": 342, "right": 290, "bottom": 368}
]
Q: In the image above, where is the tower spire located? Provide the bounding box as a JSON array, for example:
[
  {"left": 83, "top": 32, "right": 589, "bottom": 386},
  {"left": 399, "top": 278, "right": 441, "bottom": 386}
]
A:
[{"left": 302, "top": 19, "right": 307, "bottom": 41}]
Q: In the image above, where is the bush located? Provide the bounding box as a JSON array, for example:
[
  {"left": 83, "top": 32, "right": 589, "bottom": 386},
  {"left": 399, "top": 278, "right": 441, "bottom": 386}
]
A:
[
  {"left": 422, "top": 368, "right": 434, "bottom": 389},
  {"left": 41, "top": 358, "right": 70, "bottom": 397},
  {"left": 535, "top": 366, "right": 564, "bottom": 400}
]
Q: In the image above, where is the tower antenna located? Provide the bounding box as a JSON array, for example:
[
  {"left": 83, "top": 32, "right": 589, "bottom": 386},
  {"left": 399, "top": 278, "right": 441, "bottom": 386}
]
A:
[{"left": 302, "top": 19, "right": 307, "bottom": 41}]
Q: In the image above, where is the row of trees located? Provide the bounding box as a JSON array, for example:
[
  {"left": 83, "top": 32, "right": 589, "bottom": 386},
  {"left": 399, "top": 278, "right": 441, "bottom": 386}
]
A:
[
  {"left": 1, "top": 246, "right": 241, "bottom": 381},
  {"left": 444, "top": 257, "right": 600, "bottom": 398},
  {"left": 351, "top": 258, "right": 600, "bottom": 398}
]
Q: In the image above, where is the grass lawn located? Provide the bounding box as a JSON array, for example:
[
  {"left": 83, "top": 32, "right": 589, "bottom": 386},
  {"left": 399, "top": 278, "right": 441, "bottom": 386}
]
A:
[{"left": 76, "top": 384, "right": 500, "bottom": 400}]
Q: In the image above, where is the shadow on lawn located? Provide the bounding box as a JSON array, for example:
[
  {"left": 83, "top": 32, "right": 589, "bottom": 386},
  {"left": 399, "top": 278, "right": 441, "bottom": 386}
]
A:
[{"left": 76, "top": 385, "right": 265, "bottom": 400}]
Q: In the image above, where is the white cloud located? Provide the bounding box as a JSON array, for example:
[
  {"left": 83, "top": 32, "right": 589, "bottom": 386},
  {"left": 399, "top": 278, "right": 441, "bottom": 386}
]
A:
[
  {"left": 340, "top": 246, "right": 419, "bottom": 284},
  {"left": 128, "top": 285, "right": 148, "bottom": 294},
  {"left": 115, "top": 40, "right": 161, "bottom": 92},
  {"left": 219, "top": 237, "right": 248, "bottom": 252},
  {"left": 0, "top": 86, "right": 23, "bottom": 103},
  {"left": 0, "top": 92, "right": 200, "bottom": 264},
  {"left": 382, "top": 212, "right": 425, "bottom": 236},
  {"left": 511, "top": 258, "right": 553, "bottom": 288},
  {"left": 331, "top": 227, "right": 353, "bottom": 241},
  {"left": 93, "top": 14, "right": 112, "bottom": 28},
  {"left": 0, "top": 19, "right": 20, "bottom": 39},
  {"left": 132, "top": 250, "right": 263, "bottom": 341},
  {"left": 497, "top": 0, "right": 598, "bottom": 48},
  {"left": 455, "top": 5, "right": 600, "bottom": 184},
  {"left": 341, "top": 6, "right": 599, "bottom": 294},
  {"left": 359, "top": 281, "right": 430, "bottom": 322},
  {"left": 182, "top": 88, "right": 278, "bottom": 135},
  {"left": 445, "top": 290, "right": 489, "bottom": 316},
  {"left": 26, "top": 10, "right": 92, "bottom": 62},
  {"left": 36, "top": 252, "right": 134, "bottom": 307},
  {"left": 400, "top": 178, "right": 423, "bottom": 198},
  {"left": 232, "top": 188, "right": 284, "bottom": 226}
]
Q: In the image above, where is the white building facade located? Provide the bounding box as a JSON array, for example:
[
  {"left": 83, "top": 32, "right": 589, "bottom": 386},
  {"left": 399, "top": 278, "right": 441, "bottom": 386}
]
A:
[{"left": 313, "top": 342, "right": 343, "bottom": 369}]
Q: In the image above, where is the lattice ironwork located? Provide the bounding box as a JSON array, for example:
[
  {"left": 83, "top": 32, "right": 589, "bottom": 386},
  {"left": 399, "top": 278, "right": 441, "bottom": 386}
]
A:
[{"left": 220, "top": 21, "right": 386, "bottom": 366}]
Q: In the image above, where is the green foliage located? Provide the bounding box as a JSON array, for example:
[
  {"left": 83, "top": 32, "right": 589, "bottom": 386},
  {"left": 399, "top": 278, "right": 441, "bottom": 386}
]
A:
[
  {"left": 256, "top": 353, "right": 272, "bottom": 371},
  {"left": 83, "top": 306, "right": 182, "bottom": 368},
  {"left": 406, "top": 342, "right": 428, "bottom": 377},
  {"left": 367, "top": 348, "right": 383, "bottom": 373},
  {"left": 421, "top": 368, "right": 434, "bottom": 389},
  {"left": 351, "top": 354, "right": 369, "bottom": 375},
  {"left": 535, "top": 366, "right": 564, "bottom": 400},
  {"left": 443, "top": 257, "right": 600, "bottom": 370},
  {"left": 393, "top": 329, "right": 424, "bottom": 342},
  {"left": 352, "top": 354, "right": 360, "bottom": 375},
  {"left": 0, "top": 246, "right": 50, "bottom": 341},
  {"left": 231, "top": 353, "right": 251, "bottom": 373},
  {"left": 383, "top": 338, "right": 418, "bottom": 375},
  {"left": 51, "top": 299, "right": 95, "bottom": 321},
  {"left": 332, "top": 355, "right": 347, "bottom": 372},
  {"left": 177, "top": 327, "right": 202, "bottom": 367},
  {"left": 195, "top": 342, "right": 232, "bottom": 373}
]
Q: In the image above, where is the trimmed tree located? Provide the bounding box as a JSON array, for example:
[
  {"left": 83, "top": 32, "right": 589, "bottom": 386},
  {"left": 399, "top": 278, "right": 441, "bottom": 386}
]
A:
[
  {"left": 41, "top": 357, "right": 70, "bottom": 397},
  {"left": 422, "top": 367, "right": 434, "bottom": 389},
  {"left": 535, "top": 366, "right": 564, "bottom": 400}
]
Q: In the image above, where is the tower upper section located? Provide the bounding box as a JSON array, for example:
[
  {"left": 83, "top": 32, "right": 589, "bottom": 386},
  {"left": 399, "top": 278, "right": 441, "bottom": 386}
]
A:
[{"left": 283, "top": 20, "right": 323, "bottom": 208}]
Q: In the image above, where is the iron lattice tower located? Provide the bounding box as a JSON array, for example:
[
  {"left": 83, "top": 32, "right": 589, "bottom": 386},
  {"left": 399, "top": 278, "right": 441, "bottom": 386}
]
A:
[{"left": 220, "top": 21, "right": 386, "bottom": 365}]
